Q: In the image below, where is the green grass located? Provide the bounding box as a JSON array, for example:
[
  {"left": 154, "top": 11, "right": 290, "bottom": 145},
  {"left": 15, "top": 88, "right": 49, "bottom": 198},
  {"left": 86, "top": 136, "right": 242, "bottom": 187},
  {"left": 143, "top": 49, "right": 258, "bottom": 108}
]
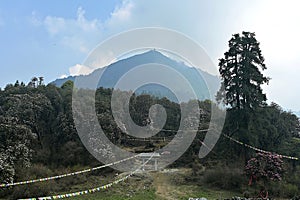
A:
[
  {"left": 67, "top": 170, "right": 241, "bottom": 200},
  {"left": 52, "top": 173, "right": 160, "bottom": 200},
  {"left": 176, "top": 185, "right": 241, "bottom": 200},
  {"left": 71, "top": 189, "right": 158, "bottom": 200},
  {"left": 54, "top": 184, "right": 239, "bottom": 200}
]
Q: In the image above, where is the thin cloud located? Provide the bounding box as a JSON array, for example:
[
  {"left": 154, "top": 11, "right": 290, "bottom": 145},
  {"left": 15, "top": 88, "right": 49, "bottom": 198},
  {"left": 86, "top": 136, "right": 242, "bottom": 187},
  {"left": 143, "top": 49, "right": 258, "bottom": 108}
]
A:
[
  {"left": 31, "top": 0, "right": 300, "bottom": 110},
  {"left": 30, "top": 11, "right": 42, "bottom": 26},
  {"left": 42, "top": 7, "right": 103, "bottom": 53},
  {"left": 43, "top": 7, "right": 101, "bottom": 35},
  {"left": 110, "top": 0, "right": 134, "bottom": 21},
  {"left": 59, "top": 74, "right": 68, "bottom": 79},
  {"left": 40, "top": 1, "right": 136, "bottom": 55},
  {"left": 44, "top": 16, "right": 66, "bottom": 35},
  {"left": 39, "top": 1, "right": 134, "bottom": 69},
  {"left": 69, "top": 64, "right": 93, "bottom": 76}
]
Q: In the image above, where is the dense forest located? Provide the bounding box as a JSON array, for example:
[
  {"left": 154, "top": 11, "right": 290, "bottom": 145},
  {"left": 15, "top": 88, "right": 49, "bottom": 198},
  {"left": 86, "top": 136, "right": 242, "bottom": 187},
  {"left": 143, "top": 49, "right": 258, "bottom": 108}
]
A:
[
  {"left": 1, "top": 32, "right": 300, "bottom": 199},
  {"left": 0, "top": 78, "right": 299, "bottom": 199}
]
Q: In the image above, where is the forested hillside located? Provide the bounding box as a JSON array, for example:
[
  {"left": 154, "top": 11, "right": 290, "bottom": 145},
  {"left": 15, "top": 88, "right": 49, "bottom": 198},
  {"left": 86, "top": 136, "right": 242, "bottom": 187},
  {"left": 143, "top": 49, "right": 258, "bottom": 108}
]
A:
[{"left": 0, "top": 76, "right": 299, "bottom": 199}]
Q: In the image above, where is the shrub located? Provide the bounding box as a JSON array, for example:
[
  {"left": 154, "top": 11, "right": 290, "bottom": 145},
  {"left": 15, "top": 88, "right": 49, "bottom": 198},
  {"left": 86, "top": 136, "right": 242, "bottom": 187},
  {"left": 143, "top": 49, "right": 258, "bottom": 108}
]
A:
[
  {"left": 203, "top": 167, "right": 245, "bottom": 191},
  {"left": 245, "top": 152, "right": 284, "bottom": 185},
  {"left": 270, "top": 182, "right": 298, "bottom": 198},
  {"left": 11, "top": 164, "right": 57, "bottom": 199}
]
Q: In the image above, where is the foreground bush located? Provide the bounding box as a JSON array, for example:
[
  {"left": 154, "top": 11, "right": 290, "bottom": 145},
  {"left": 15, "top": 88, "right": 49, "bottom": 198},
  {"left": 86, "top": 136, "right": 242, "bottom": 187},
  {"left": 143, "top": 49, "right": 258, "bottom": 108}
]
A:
[{"left": 203, "top": 167, "right": 245, "bottom": 191}]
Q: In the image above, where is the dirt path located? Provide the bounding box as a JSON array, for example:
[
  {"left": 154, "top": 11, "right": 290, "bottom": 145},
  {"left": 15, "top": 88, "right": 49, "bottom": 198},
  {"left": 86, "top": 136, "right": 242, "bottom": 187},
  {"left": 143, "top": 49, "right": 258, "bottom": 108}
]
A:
[{"left": 151, "top": 171, "right": 186, "bottom": 200}]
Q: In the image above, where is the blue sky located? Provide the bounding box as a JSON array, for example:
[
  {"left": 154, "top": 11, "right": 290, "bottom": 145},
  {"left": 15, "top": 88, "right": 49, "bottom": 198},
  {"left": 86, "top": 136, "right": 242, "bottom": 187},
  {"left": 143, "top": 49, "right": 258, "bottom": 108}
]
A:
[{"left": 0, "top": 0, "right": 299, "bottom": 111}]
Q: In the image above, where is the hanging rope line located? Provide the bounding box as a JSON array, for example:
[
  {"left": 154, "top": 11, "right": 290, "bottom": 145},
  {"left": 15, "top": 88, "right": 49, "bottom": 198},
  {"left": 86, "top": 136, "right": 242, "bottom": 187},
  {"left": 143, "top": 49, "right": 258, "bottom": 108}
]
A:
[
  {"left": 222, "top": 133, "right": 299, "bottom": 160},
  {"left": 157, "top": 128, "right": 210, "bottom": 133},
  {"left": 19, "top": 173, "right": 132, "bottom": 200},
  {"left": 0, "top": 155, "right": 139, "bottom": 188},
  {"left": 0, "top": 129, "right": 210, "bottom": 188},
  {"left": 19, "top": 153, "right": 155, "bottom": 200},
  {"left": 199, "top": 140, "right": 216, "bottom": 154},
  {"left": 4, "top": 127, "right": 297, "bottom": 190}
]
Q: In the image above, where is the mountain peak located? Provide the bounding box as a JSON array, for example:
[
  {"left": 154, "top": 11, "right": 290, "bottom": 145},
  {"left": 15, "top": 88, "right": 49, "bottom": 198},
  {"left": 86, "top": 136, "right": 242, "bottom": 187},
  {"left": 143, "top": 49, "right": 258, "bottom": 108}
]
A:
[
  {"left": 51, "top": 49, "right": 220, "bottom": 102},
  {"left": 126, "top": 49, "right": 171, "bottom": 62},
  {"left": 146, "top": 49, "right": 164, "bottom": 55}
]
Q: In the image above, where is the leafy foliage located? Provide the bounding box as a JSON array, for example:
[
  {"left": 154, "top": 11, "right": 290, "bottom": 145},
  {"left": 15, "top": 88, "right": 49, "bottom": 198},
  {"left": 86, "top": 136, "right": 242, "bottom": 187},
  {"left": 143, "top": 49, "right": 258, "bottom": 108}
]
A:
[
  {"left": 217, "top": 31, "right": 269, "bottom": 110},
  {"left": 0, "top": 117, "right": 34, "bottom": 184},
  {"left": 0, "top": 72, "right": 299, "bottom": 198},
  {"left": 245, "top": 152, "right": 284, "bottom": 185}
]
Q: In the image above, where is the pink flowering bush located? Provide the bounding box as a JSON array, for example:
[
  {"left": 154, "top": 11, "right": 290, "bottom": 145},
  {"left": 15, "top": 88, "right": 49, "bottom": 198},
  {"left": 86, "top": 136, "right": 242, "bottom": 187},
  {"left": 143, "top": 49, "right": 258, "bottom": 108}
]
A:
[
  {"left": 245, "top": 152, "right": 284, "bottom": 198},
  {"left": 245, "top": 152, "right": 284, "bottom": 185},
  {"left": 245, "top": 152, "right": 284, "bottom": 186}
]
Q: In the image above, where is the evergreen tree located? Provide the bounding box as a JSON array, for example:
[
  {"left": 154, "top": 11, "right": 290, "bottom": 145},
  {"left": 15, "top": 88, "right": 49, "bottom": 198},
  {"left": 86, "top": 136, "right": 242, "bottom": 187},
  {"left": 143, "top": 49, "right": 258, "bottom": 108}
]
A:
[
  {"left": 217, "top": 31, "right": 269, "bottom": 110},
  {"left": 217, "top": 32, "right": 270, "bottom": 162}
]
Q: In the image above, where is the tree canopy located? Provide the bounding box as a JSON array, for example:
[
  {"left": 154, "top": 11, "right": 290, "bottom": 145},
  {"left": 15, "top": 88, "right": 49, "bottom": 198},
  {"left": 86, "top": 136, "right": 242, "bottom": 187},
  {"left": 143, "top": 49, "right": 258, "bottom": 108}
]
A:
[{"left": 217, "top": 31, "right": 269, "bottom": 110}]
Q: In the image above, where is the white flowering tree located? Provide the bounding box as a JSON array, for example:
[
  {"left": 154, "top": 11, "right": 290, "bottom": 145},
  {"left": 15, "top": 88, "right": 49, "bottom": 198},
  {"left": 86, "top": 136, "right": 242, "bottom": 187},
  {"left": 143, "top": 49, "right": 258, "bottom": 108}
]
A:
[{"left": 0, "top": 117, "right": 34, "bottom": 184}]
